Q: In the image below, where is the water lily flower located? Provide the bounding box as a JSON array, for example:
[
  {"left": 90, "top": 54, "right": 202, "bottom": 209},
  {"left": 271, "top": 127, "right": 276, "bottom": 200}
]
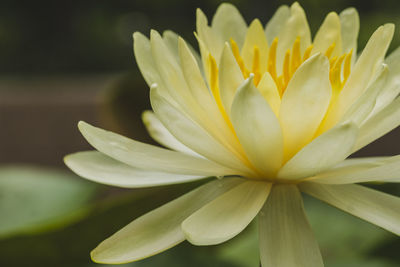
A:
[{"left": 65, "top": 2, "right": 400, "bottom": 266}]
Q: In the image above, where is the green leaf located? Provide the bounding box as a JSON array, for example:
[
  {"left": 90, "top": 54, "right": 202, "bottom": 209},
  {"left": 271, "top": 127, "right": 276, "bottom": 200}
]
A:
[{"left": 0, "top": 166, "right": 97, "bottom": 238}]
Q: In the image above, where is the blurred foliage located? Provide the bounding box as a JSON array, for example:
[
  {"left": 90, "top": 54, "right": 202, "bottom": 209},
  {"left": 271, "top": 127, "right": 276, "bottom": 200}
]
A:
[
  {"left": 0, "top": 166, "right": 97, "bottom": 238},
  {"left": 2, "top": 0, "right": 400, "bottom": 74}
]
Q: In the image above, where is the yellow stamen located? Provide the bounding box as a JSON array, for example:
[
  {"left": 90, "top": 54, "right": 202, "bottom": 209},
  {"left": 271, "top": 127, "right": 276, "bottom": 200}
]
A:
[
  {"left": 208, "top": 54, "right": 235, "bottom": 132},
  {"left": 329, "top": 56, "right": 337, "bottom": 68},
  {"left": 230, "top": 39, "right": 249, "bottom": 78},
  {"left": 268, "top": 38, "right": 278, "bottom": 81},
  {"left": 325, "top": 43, "right": 336, "bottom": 58},
  {"left": 343, "top": 49, "right": 353, "bottom": 84},
  {"left": 283, "top": 49, "right": 291, "bottom": 86},
  {"left": 303, "top": 45, "right": 313, "bottom": 61},
  {"left": 330, "top": 54, "right": 346, "bottom": 90},
  {"left": 252, "top": 46, "right": 261, "bottom": 85},
  {"left": 290, "top": 37, "right": 301, "bottom": 75}
]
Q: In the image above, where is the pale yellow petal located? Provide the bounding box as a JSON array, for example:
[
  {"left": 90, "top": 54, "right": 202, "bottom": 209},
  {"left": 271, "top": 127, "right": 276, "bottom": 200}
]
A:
[
  {"left": 257, "top": 72, "right": 281, "bottom": 116},
  {"left": 278, "top": 123, "right": 358, "bottom": 180},
  {"left": 182, "top": 180, "right": 270, "bottom": 245},
  {"left": 279, "top": 54, "right": 331, "bottom": 160},
  {"left": 91, "top": 178, "right": 242, "bottom": 264},
  {"left": 241, "top": 19, "right": 269, "bottom": 73},
  {"left": 312, "top": 12, "right": 342, "bottom": 57},
  {"left": 300, "top": 183, "right": 400, "bottom": 235},
  {"left": 211, "top": 3, "right": 247, "bottom": 48},
  {"left": 259, "top": 184, "right": 323, "bottom": 267},
  {"left": 142, "top": 110, "right": 199, "bottom": 156},
  {"left": 265, "top": 5, "right": 290, "bottom": 43},
  {"left": 339, "top": 7, "right": 359, "bottom": 61},
  {"left": 231, "top": 76, "right": 283, "bottom": 176}
]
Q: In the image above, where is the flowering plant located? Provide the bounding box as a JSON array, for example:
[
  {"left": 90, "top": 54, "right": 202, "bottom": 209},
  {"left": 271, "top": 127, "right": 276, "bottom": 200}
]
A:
[{"left": 65, "top": 3, "right": 400, "bottom": 266}]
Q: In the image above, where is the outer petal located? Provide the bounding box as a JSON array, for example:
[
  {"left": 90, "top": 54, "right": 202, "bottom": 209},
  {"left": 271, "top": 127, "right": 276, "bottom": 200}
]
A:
[
  {"left": 231, "top": 76, "right": 283, "bottom": 176},
  {"left": 279, "top": 54, "right": 331, "bottom": 160},
  {"left": 78, "top": 121, "right": 234, "bottom": 176},
  {"left": 64, "top": 151, "right": 206, "bottom": 188},
  {"left": 312, "top": 12, "right": 342, "bottom": 57},
  {"left": 211, "top": 3, "right": 247, "bottom": 48},
  {"left": 91, "top": 178, "right": 242, "bottom": 264},
  {"left": 278, "top": 122, "right": 358, "bottom": 180},
  {"left": 321, "top": 24, "right": 394, "bottom": 130},
  {"left": 341, "top": 65, "right": 388, "bottom": 126},
  {"left": 150, "top": 87, "right": 254, "bottom": 176},
  {"left": 219, "top": 43, "right": 245, "bottom": 114},
  {"left": 265, "top": 5, "right": 290, "bottom": 43},
  {"left": 300, "top": 183, "right": 400, "bottom": 235},
  {"left": 259, "top": 184, "right": 323, "bottom": 267},
  {"left": 182, "top": 180, "right": 271, "bottom": 245},
  {"left": 276, "top": 3, "right": 311, "bottom": 71},
  {"left": 339, "top": 8, "right": 359, "bottom": 59},
  {"left": 142, "top": 111, "right": 198, "bottom": 156},
  {"left": 353, "top": 96, "right": 400, "bottom": 152},
  {"left": 310, "top": 155, "right": 400, "bottom": 184},
  {"left": 373, "top": 46, "right": 400, "bottom": 115}
]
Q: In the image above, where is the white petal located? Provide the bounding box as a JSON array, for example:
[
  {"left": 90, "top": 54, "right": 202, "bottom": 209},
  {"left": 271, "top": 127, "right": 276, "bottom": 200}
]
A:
[
  {"left": 211, "top": 3, "right": 247, "bottom": 48},
  {"left": 231, "top": 76, "right": 283, "bottom": 176},
  {"left": 196, "top": 8, "right": 223, "bottom": 62},
  {"left": 312, "top": 12, "right": 342, "bottom": 57},
  {"left": 353, "top": 96, "right": 400, "bottom": 152},
  {"left": 91, "top": 178, "right": 242, "bottom": 264},
  {"left": 182, "top": 180, "right": 271, "bottom": 245},
  {"left": 278, "top": 122, "right": 358, "bottom": 180},
  {"left": 300, "top": 183, "right": 400, "bottom": 235},
  {"left": 311, "top": 154, "right": 400, "bottom": 184},
  {"left": 257, "top": 72, "right": 281, "bottom": 116},
  {"left": 78, "top": 121, "right": 234, "bottom": 176},
  {"left": 372, "top": 47, "right": 400, "bottom": 115},
  {"left": 219, "top": 43, "right": 245, "bottom": 114},
  {"left": 265, "top": 5, "right": 290, "bottom": 43},
  {"left": 279, "top": 54, "right": 331, "bottom": 160},
  {"left": 259, "top": 184, "right": 323, "bottom": 267},
  {"left": 341, "top": 65, "right": 388, "bottom": 126},
  {"left": 142, "top": 110, "right": 199, "bottom": 156},
  {"left": 64, "top": 151, "right": 206, "bottom": 188},
  {"left": 321, "top": 24, "right": 394, "bottom": 130},
  {"left": 339, "top": 8, "right": 359, "bottom": 59},
  {"left": 150, "top": 87, "right": 254, "bottom": 176},
  {"left": 276, "top": 3, "right": 311, "bottom": 71}
]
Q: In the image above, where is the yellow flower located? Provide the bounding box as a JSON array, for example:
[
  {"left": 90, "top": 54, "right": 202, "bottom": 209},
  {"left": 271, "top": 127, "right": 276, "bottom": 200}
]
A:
[{"left": 65, "top": 3, "right": 400, "bottom": 266}]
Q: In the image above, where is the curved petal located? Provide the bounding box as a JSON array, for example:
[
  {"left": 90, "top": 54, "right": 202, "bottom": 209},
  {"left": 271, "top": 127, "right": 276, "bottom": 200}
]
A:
[
  {"left": 353, "top": 96, "right": 400, "bottom": 152},
  {"left": 211, "top": 3, "right": 247, "bottom": 48},
  {"left": 265, "top": 5, "right": 290, "bottom": 43},
  {"left": 276, "top": 2, "right": 311, "bottom": 71},
  {"left": 312, "top": 12, "right": 342, "bottom": 57},
  {"left": 339, "top": 8, "right": 359, "bottom": 59},
  {"left": 372, "top": 46, "right": 400, "bottom": 115},
  {"left": 64, "top": 151, "right": 206, "bottom": 188},
  {"left": 310, "top": 155, "right": 400, "bottom": 184},
  {"left": 241, "top": 19, "right": 269, "bottom": 73},
  {"left": 341, "top": 65, "right": 388, "bottom": 126},
  {"left": 257, "top": 72, "right": 281, "bottom": 116},
  {"left": 150, "top": 87, "right": 254, "bottom": 176},
  {"left": 196, "top": 8, "right": 223, "bottom": 62},
  {"left": 300, "top": 183, "right": 400, "bottom": 235},
  {"left": 182, "top": 180, "right": 271, "bottom": 245},
  {"left": 142, "top": 111, "right": 199, "bottom": 156},
  {"left": 321, "top": 24, "right": 394, "bottom": 130},
  {"left": 78, "top": 121, "right": 234, "bottom": 176},
  {"left": 259, "top": 184, "right": 323, "bottom": 267},
  {"left": 231, "top": 76, "right": 283, "bottom": 176},
  {"left": 91, "top": 178, "right": 242, "bottom": 264},
  {"left": 279, "top": 54, "right": 331, "bottom": 160},
  {"left": 278, "top": 122, "right": 358, "bottom": 180},
  {"left": 219, "top": 43, "right": 245, "bottom": 114}
]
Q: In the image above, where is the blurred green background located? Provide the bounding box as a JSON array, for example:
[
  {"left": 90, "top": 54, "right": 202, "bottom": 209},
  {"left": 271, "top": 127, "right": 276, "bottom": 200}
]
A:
[{"left": 0, "top": 0, "right": 399, "bottom": 266}]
